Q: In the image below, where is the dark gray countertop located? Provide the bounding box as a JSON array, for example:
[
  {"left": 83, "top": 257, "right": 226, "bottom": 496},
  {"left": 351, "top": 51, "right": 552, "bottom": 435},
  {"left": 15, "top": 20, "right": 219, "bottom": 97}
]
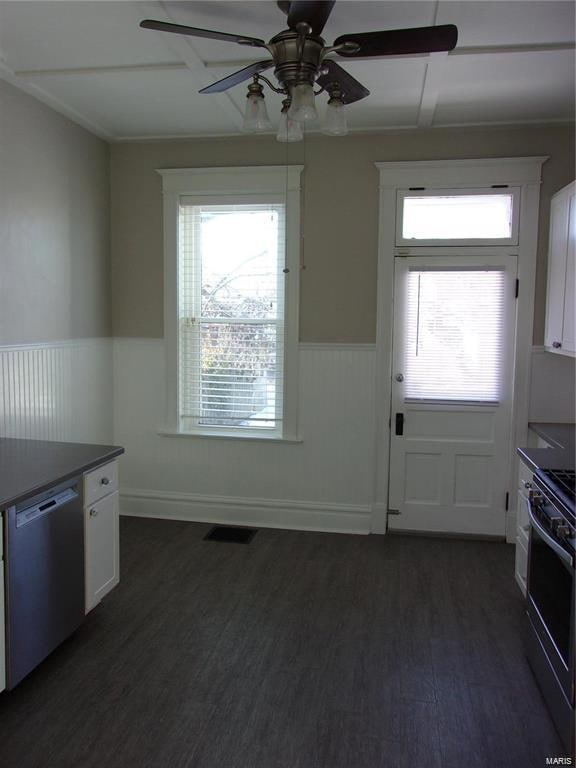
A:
[
  {"left": 518, "top": 422, "right": 575, "bottom": 474},
  {"left": 0, "top": 438, "right": 124, "bottom": 509}
]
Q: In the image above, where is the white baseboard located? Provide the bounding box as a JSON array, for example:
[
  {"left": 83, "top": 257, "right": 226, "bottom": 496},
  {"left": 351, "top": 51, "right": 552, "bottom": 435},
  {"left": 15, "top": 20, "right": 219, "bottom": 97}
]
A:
[{"left": 120, "top": 488, "right": 371, "bottom": 535}]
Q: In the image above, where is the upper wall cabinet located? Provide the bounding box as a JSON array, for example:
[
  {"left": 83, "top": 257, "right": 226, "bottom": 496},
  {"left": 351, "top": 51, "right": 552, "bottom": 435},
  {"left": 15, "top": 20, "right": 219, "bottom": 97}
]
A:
[{"left": 545, "top": 180, "right": 576, "bottom": 357}]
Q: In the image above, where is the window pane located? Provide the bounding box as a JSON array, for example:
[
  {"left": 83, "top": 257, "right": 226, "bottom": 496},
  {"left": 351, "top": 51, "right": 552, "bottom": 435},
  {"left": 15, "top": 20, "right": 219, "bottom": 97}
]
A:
[
  {"left": 180, "top": 204, "right": 283, "bottom": 320},
  {"left": 404, "top": 270, "right": 506, "bottom": 402},
  {"left": 196, "top": 322, "right": 281, "bottom": 427},
  {"left": 402, "top": 194, "right": 514, "bottom": 240}
]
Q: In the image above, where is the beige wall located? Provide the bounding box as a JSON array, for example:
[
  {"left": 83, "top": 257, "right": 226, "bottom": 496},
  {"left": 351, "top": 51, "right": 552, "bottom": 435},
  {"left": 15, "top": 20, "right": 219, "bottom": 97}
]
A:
[
  {"left": 110, "top": 123, "right": 574, "bottom": 343},
  {"left": 0, "top": 79, "right": 110, "bottom": 345}
]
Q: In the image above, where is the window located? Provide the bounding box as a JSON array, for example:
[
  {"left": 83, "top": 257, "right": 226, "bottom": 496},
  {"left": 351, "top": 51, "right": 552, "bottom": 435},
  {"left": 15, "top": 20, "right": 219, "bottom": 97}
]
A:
[
  {"left": 396, "top": 188, "right": 519, "bottom": 246},
  {"left": 403, "top": 268, "right": 507, "bottom": 403},
  {"left": 159, "top": 166, "right": 302, "bottom": 439}
]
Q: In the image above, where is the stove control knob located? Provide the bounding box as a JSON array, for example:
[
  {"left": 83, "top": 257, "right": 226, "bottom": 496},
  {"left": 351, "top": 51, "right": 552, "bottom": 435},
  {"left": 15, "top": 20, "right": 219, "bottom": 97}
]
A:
[
  {"left": 556, "top": 523, "right": 572, "bottom": 540},
  {"left": 529, "top": 489, "right": 544, "bottom": 507},
  {"left": 549, "top": 517, "right": 564, "bottom": 532}
]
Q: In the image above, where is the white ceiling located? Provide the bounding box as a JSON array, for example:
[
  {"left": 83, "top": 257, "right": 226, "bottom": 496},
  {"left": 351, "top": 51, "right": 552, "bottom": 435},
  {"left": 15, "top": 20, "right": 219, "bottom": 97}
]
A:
[{"left": 0, "top": 1, "right": 574, "bottom": 140}]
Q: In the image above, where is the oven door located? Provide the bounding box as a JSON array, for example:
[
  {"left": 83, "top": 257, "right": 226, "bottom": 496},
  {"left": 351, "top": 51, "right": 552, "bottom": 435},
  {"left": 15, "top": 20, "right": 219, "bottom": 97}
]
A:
[{"left": 527, "top": 500, "right": 574, "bottom": 705}]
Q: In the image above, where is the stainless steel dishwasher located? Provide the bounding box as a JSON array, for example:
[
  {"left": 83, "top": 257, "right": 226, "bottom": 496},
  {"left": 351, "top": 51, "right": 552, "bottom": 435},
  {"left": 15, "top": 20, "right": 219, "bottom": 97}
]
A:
[{"left": 4, "top": 476, "right": 84, "bottom": 689}]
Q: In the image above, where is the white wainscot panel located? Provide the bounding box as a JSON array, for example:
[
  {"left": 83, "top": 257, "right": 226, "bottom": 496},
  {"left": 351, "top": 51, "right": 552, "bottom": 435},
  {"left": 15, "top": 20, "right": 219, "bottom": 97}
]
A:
[
  {"left": 113, "top": 339, "right": 376, "bottom": 533},
  {"left": 0, "top": 339, "right": 113, "bottom": 444}
]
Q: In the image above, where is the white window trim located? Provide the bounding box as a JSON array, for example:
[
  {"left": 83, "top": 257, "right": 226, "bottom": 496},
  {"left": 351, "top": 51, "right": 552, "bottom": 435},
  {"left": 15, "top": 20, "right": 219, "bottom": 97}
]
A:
[
  {"left": 372, "top": 156, "right": 548, "bottom": 536},
  {"left": 157, "top": 165, "right": 303, "bottom": 441},
  {"left": 395, "top": 186, "right": 521, "bottom": 247}
]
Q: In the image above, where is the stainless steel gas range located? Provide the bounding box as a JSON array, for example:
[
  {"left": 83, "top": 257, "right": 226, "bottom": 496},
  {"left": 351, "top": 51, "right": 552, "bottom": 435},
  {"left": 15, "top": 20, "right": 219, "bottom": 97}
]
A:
[{"left": 526, "top": 467, "right": 575, "bottom": 755}]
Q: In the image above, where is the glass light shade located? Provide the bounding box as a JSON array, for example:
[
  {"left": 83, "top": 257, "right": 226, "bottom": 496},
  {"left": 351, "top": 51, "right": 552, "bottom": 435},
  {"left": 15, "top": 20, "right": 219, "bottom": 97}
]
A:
[
  {"left": 243, "top": 93, "right": 271, "bottom": 132},
  {"left": 322, "top": 100, "right": 348, "bottom": 136},
  {"left": 276, "top": 111, "right": 304, "bottom": 143},
  {"left": 288, "top": 83, "right": 318, "bottom": 122}
]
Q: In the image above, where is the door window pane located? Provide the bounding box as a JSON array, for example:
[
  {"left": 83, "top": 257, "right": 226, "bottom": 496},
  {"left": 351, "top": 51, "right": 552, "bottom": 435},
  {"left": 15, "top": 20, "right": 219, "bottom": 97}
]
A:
[{"left": 404, "top": 269, "right": 506, "bottom": 402}]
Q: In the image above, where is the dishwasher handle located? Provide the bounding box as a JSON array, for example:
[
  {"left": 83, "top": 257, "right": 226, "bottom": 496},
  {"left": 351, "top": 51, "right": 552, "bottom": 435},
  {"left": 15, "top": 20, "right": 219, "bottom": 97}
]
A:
[{"left": 16, "top": 486, "right": 79, "bottom": 528}]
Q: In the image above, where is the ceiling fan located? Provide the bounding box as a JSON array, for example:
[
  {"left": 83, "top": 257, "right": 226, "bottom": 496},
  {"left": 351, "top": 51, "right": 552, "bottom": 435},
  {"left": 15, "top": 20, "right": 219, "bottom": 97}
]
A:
[{"left": 140, "top": 1, "right": 458, "bottom": 139}]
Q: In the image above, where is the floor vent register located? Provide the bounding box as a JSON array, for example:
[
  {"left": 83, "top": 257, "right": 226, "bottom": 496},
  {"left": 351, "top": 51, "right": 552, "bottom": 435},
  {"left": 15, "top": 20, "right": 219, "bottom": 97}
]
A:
[{"left": 204, "top": 526, "right": 258, "bottom": 544}]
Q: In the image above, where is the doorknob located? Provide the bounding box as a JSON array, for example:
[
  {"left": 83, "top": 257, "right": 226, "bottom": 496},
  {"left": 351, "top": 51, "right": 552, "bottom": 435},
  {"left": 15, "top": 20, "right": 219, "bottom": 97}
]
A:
[{"left": 395, "top": 373, "right": 404, "bottom": 382}]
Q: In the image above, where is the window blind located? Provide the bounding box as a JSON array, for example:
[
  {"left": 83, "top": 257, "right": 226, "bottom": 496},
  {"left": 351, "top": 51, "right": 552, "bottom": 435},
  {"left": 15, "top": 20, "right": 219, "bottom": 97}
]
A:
[
  {"left": 403, "top": 268, "right": 506, "bottom": 403},
  {"left": 178, "top": 201, "right": 285, "bottom": 430},
  {"left": 402, "top": 193, "right": 514, "bottom": 240}
]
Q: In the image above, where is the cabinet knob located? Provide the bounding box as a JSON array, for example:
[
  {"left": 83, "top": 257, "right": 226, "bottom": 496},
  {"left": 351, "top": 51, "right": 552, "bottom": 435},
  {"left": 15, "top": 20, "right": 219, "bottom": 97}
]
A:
[
  {"left": 100, "top": 477, "right": 110, "bottom": 485},
  {"left": 90, "top": 508, "right": 98, "bottom": 517},
  {"left": 552, "top": 341, "right": 562, "bottom": 348}
]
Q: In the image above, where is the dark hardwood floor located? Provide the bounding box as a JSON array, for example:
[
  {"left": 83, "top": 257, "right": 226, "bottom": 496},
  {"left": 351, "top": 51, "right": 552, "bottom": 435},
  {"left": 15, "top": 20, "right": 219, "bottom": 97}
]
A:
[{"left": 0, "top": 518, "right": 565, "bottom": 768}]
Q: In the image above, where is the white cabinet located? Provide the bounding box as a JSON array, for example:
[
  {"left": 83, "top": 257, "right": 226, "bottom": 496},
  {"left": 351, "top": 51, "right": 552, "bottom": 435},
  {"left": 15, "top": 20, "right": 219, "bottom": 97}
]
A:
[
  {"left": 515, "top": 458, "right": 533, "bottom": 596},
  {"left": 84, "top": 460, "right": 119, "bottom": 613},
  {"left": 545, "top": 180, "right": 576, "bottom": 357},
  {"left": 0, "top": 516, "right": 5, "bottom": 693}
]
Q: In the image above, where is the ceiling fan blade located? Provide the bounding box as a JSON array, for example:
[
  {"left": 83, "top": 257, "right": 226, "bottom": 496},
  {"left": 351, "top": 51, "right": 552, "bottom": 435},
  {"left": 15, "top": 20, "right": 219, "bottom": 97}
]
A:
[
  {"left": 316, "top": 60, "right": 369, "bottom": 104},
  {"left": 139, "top": 19, "right": 268, "bottom": 49},
  {"left": 199, "top": 60, "right": 274, "bottom": 94},
  {"left": 334, "top": 24, "right": 458, "bottom": 57},
  {"left": 286, "top": 1, "right": 336, "bottom": 36}
]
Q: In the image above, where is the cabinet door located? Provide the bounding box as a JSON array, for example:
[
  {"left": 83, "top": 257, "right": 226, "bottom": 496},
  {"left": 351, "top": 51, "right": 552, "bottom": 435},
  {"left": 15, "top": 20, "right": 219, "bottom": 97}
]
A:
[
  {"left": 562, "top": 191, "right": 575, "bottom": 354},
  {"left": 514, "top": 528, "right": 528, "bottom": 597},
  {"left": 0, "top": 561, "right": 5, "bottom": 693},
  {"left": 85, "top": 491, "right": 119, "bottom": 613},
  {"left": 545, "top": 191, "right": 570, "bottom": 350}
]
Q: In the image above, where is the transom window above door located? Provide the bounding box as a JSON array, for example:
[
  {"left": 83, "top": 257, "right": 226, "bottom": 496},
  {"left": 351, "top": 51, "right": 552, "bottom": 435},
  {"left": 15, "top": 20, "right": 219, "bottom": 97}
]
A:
[{"left": 396, "top": 188, "right": 520, "bottom": 246}]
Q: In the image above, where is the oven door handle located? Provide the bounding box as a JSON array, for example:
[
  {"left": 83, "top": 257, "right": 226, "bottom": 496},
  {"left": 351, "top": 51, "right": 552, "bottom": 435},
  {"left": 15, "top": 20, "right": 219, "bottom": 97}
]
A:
[{"left": 528, "top": 502, "right": 574, "bottom": 568}]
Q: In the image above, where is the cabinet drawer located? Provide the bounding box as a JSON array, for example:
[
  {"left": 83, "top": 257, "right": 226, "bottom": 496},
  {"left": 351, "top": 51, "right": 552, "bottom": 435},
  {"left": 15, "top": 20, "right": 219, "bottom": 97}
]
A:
[{"left": 84, "top": 460, "right": 118, "bottom": 506}]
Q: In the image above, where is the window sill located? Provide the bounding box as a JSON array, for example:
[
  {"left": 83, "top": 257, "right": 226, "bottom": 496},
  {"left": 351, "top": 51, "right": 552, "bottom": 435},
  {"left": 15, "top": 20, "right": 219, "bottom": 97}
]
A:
[{"left": 158, "top": 429, "right": 302, "bottom": 445}]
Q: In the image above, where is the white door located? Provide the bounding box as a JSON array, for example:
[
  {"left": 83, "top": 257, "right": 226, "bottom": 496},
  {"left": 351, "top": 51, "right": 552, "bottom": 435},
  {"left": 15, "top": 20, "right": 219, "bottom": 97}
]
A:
[{"left": 388, "top": 255, "right": 518, "bottom": 536}]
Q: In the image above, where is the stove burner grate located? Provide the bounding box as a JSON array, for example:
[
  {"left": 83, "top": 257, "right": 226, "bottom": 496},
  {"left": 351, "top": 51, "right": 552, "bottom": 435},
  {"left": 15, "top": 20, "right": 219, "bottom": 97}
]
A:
[{"left": 542, "top": 469, "right": 575, "bottom": 500}]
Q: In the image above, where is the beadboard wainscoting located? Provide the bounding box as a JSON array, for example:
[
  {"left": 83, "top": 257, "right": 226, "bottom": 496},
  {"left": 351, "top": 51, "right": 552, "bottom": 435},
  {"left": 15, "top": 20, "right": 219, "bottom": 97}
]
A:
[
  {"left": 113, "top": 339, "right": 376, "bottom": 534},
  {"left": 1, "top": 339, "right": 570, "bottom": 535},
  {"left": 0, "top": 339, "right": 113, "bottom": 443}
]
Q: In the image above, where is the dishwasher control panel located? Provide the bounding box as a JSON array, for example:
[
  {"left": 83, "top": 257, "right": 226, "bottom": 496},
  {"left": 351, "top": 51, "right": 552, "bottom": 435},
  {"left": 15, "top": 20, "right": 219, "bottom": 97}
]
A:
[{"left": 16, "top": 486, "right": 79, "bottom": 527}]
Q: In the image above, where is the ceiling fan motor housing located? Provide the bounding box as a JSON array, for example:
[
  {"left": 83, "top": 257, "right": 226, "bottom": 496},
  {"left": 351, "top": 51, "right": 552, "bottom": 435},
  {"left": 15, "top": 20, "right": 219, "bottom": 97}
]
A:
[{"left": 268, "top": 30, "right": 325, "bottom": 90}]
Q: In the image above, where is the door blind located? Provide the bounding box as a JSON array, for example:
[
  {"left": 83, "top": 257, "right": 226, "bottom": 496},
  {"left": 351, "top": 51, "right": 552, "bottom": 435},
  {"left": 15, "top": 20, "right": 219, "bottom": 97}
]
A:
[
  {"left": 403, "top": 268, "right": 507, "bottom": 403},
  {"left": 178, "top": 201, "right": 286, "bottom": 431}
]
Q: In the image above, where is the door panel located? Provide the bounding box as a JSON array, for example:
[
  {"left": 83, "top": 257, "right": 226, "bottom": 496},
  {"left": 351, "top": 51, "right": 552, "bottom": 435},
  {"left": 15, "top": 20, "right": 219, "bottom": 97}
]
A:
[{"left": 388, "top": 255, "right": 517, "bottom": 536}]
